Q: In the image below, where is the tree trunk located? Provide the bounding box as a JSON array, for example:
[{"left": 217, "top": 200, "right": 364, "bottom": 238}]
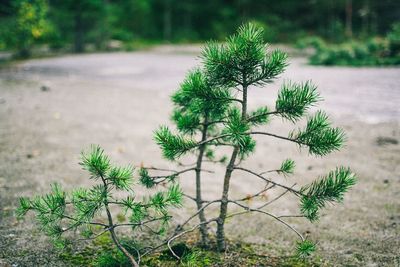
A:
[
  {"left": 195, "top": 114, "right": 210, "bottom": 247},
  {"left": 216, "top": 81, "right": 247, "bottom": 251},
  {"left": 163, "top": 0, "right": 172, "bottom": 41},
  {"left": 345, "top": 0, "right": 353, "bottom": 38},
  {"left": 216, "top": 147, "right": 239, "bottom": 251},
  {"left": 101, "top": 176, "right": 139, "bottom": 267},
  {"left": 74, "top": 7, "right": 84, "bottom": 53}
]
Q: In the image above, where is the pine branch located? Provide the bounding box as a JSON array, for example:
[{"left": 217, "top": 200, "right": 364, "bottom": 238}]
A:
[
  {"left": 154, "top": 126, "right": 197, "bottom": 160},
  {"left": 300, "top": 167, "right": 356, "bottom": 222},
  {"left": 291, "top": 111, "right": 346, "bottom": 156},
  {"left": 276, "top": 80, "right": 321, "bottom": 122}
]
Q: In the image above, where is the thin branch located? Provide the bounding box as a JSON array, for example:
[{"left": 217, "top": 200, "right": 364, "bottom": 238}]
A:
[
  {"left": 233, "top": 167, "right": 302, "bottom": 196},
  {"left": 76, "top": 227, "right": 111, "bottom": 241},
  {"left": 114, "top": 217, "right": 169, "bottom": 229},
  {"left": 247, "top": 110, "right": 280, "bottom": 122},
  {"left": 257, "top": 184, "right": 296, "bottom": 209},
  {"left": 190, "top": 130, "right": 305, "bottom": 152},
  {"left": 259, "top": 169, "right": 280, "bottom": 176},
  {"left": 227, "top": 200, "right": 304, "bottom": 242},
  {"left": 182, "top": 193, "right": 197, "bottom": 202},
  {"left": 149, "top": 167, "right": 214, "bottom": 180},
  {"left": 138, "top": 166, "right": 180, "bottom": 172},
  {"left": 176, "top": 199, "right": 221, "bottom": 231},
  {"left": 167, "top": 218, "right": 218, "bottom": 259},
  {"left": 249, "top": 131, "right": 305, "bottom": 146},
  {"left": 233, "top": 184, "right": 275, "bottom": 202},
  {"left": 140, "top": 218, "right": 217, "bottom": 258}
]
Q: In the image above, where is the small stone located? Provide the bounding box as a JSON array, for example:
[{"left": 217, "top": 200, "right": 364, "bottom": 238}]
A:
[
  {"left": 40, "top": 85, "right": 50, "bottom": 92},
  {"left": 376, "top": 136, "right": 398, "bottom": 146},
  {"left": 307, "top": 166, "right": 313, "bottom": 170},
  {"left": 26, "top": 154, "right": 33, "bottom": 159},
  {"left": 383, "top": 179, "right": 389, "bottom": 184}
]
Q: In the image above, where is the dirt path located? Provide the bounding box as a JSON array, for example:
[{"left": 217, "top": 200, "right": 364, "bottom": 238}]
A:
[{"left": 0, "top": 47, "right": 399, "bottom": 266}]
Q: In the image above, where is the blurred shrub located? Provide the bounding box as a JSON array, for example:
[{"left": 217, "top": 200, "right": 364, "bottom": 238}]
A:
[
  {"left": 387, "top": 22, "right": 400, "bottom": 56},
  {"left": 298, "top": 28, "right": 400, "bottom": 66},
  {"left": 11, "top": 0, "right": 52, "bottom": 58},
  {"left": 248, "top": 20, "right": 279, "bottom": 43}
]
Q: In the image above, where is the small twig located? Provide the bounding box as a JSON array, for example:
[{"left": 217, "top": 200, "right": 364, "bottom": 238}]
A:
[
  {"left": 167, "top": 218, "right": 218, "bottom": 259},
  {"left": 227, "top": 200, "right": 305, "bottom": 241},
  {"left": 233, "top": 167, "right": 302, "bottom": 196},
  {"left": 182, "top": 193, "right": 197, "bottom": 202},
  {"left": 257, "top": 184, "right": 296, "bottom": 209},
  {"left": 176, "top": 199, "right": 221, "bottom": 231},
  {"left": 233, "top": 184, "right": 275, "bottom": 202},
  {"left": 76, "top": 227, "right": 111, "bottom": 241}
]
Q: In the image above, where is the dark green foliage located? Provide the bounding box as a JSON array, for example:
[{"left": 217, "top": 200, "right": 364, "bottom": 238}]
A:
[
  {"left": 71, "top": 185, "right": 105, "bottom": 223},
  {"left": 171, "top": 68, "right": 232, "bottom": 132},
  {"left": 108, "top": 166, "right": 134, "bottom": 190},
  {"left": 18, "top": 145, "right": 182, "bottom": 265},
  {"left": 387, "top": 22, "right": 400, "bottom": 57},
  {"left": 154, "top": 126, "right": 196, "bottom": 160},
  {"left": 153, "top": 22, "right": 355, "bottom": 257},
  {"left": 296, "top": 240, "right": 316, "bottom": 259},
  {"left": 7, "top": 0, "right": 51, "bottom": 57},
  {"left": 291, "top": 111, "right": 345, "bottom": 156},
  {"left": 300, "top": 167, "right": 356, "bottom": 221},
  {"left": 172, "top": 111, "right": 200, "bottom": 135},
  {"left": 222, "top": 108, "right": 255, "bottom": 157},
  {"left": 202, "top": 24, "right": 287, "bottom": 87},
  {"left": 276, "top": 81, "right": 320, "bottom": 122},
  {"left": 80, "top": 145, "right": 111, "bottom": 178},
  {"left": 279, "top": 159, "right": 295, "bottom": 175},
  {"left": 299, "top": 35, "right": 400, "bottom": 66},
  {"left": 248, "top": 107, "right": 270, "bottom": 126},
  {"left": 139, "top": 167, "right": 156, "bottom": 188},
  {"left": 1, "top": 0, "right": 398, "bottom": 58},
  {"left": 17, "top": 183, "right": 66, "bottom": 241}
]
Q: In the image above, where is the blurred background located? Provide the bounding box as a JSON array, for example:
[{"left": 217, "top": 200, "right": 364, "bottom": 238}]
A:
[
  {"left": 0, "top": 0, "right": 399, "bottom": 58},
  {"left": 0, "top": 1, "right": 399, "bottom": 266}
]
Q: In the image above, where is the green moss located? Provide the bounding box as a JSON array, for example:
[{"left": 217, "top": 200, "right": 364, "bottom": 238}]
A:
[{"left": 57, "top": 235, "right": 327, "bottom": 267}]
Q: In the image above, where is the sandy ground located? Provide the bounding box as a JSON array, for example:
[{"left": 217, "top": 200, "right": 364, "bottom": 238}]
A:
[{"left": 0, "top": 46, "right": 399, "bottom": 266}]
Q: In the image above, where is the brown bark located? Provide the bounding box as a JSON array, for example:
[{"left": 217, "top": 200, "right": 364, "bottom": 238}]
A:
[
  {"left": 195, "top": 114, "right": 210, "bottom": 247},
  {"left": 216, "top": 80, "right": 248, "bottom": 251}
]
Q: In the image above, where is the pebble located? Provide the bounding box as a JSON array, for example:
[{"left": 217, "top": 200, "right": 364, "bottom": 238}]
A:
[{"left": 40, "top": 85, "right": 50, "bottom": 92}]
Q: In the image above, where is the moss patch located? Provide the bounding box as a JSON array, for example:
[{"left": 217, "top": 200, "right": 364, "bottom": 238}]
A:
[{"left": 58, "top": 235, "right": 328, "bottom": 266}]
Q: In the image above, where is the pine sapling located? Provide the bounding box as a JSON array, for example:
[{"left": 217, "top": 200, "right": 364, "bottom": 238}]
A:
[
  {"left": 17, "top": 145, "right": 183, "bottom": 267},
  {"left": 154, "top": 23, "right": 356, "bottom": 255}
]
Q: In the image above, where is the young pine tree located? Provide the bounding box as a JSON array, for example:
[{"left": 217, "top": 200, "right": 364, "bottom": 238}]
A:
[
  {"left": 17, "top": 145, "right": 183, "bottom": 267},
  {"left": 154, "top": 23, "right": 356, "bottom": 254}
]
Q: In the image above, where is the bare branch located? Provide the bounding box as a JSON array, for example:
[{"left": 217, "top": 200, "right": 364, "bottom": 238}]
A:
[
  {"left": 167, "top": 218, "right": 218, "bottom": 259},
  {"left": 233, "top": 184, "right": 275, "bottom": 202},
  {"left": 233, "top": 167, "right": 302, "bottom": 196},
  {"left": 227, "top": 200, "right": 305, "bottom": 242}
]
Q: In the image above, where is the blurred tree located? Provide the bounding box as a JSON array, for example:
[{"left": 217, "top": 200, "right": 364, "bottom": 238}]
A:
[
  {"left": 49, "top": 0, "right": 105, "bottom": 52},
  {"left": 1, "top": 0, "right": 399, "bottom": 53},
  {"left": 12, "top": 0, "right": 50, "bottom": 58}
]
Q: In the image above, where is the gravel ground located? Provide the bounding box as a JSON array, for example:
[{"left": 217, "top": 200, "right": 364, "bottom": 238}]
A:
[{"left": 0, "top": 46, "right": 399, "bottom": 266}]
